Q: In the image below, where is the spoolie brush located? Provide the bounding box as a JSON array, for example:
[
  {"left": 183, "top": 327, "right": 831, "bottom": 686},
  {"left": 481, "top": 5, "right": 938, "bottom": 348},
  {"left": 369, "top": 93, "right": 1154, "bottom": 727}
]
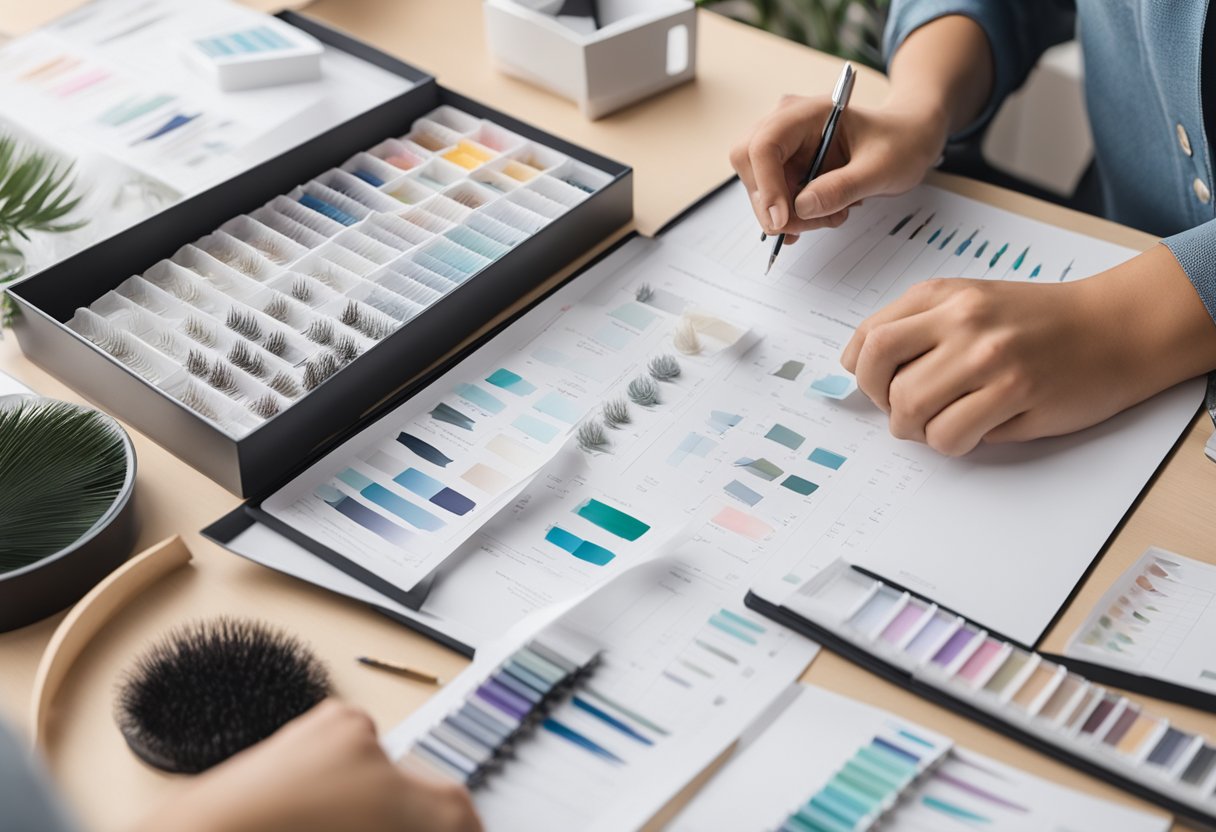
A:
[{"left": 115, "top": 618, "right": 331, "bottom": 774}]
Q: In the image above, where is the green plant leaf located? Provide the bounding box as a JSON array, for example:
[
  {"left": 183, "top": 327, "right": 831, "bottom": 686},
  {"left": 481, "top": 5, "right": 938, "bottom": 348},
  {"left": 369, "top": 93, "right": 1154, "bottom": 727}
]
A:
[{"left": 0, "top": 399, "right": 129, "bottom": 572}]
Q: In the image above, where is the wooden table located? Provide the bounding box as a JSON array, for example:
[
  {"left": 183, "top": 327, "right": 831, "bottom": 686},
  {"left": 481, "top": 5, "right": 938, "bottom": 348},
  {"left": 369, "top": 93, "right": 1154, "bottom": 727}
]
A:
[{"left": 2, "top": 3, "right": 1215, "bottom": 830}]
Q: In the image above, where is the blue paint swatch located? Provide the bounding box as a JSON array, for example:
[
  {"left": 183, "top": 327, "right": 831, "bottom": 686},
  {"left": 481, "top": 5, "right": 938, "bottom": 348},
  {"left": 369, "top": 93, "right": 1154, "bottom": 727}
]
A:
[
  {"left": 534, "top": 391, "right": 583, "bottom": 424},
  {"left": 512, "top": 413, "right": 560, "bottom": 443},
  {"left": 807, "top": 374, "right": 855, "bottom": 399},
  {"left": 454, "top": 383, "right": 505, "bottom": 414},
  {"left": 396, "top": 432, "right": 452, "bottom": 467},
  {"left": 393, "top": 467, "right": 476, "bottom": 516},
  {"left": 809, "top": 448, "right": 847, "bottom": 470},
  {"left": 724, "top": 479, "right": 762, "bottom": 506}
]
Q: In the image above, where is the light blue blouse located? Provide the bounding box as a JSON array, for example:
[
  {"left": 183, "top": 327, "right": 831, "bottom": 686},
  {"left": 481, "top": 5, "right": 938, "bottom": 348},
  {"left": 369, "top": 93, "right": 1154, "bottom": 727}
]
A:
[{"left": 885, "top": 0, "right": 1216, "bottom": 324}]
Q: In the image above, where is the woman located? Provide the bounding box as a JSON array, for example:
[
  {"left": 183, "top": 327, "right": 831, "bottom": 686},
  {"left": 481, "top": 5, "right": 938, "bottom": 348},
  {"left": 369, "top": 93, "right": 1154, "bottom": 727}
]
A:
[{"left": 731, "top": 2, "right": 1216, "bottom": 456}]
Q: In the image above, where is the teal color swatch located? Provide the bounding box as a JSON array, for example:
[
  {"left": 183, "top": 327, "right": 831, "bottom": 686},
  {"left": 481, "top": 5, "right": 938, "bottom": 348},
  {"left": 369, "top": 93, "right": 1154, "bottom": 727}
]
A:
[
  {"left": 717, "top": 608, "right": 765, "bottom": 633},
  {"left": 512, "top": 413, "right": 560, "bottom": 443},
  {"left": 808, "top": 374, "right": 855, "bottom": 399},
  {"left": 534, "top": 391, "right": 583, "bottom": 424},
  {"left": 765, "top": 423, "right": 806, "bottom": 450},
  {"left": 454, "top": 383, "right": 505, "bottom": 414},
  {"left": 486, "top": 368, "right": 537, "bottom": 396},
  {"left": 576, "top": 499, "right": 650, "bottom": 541},
  {"left": 708, "top": 613, "right": 758, "bottom": 644},
  {"left": 921, "top": 796, "right": 990, "bottom": 823},
  {"left": 545, "top": 526, "right": 615, "bottom": 565},
  {"left": 608, "top": 303, "right": 658, "bottom": 330},
  {"left": 809, "top": 448, "right": 847, "bottom": 470},
  {"left": 781, "top": 475, "right": 819, "bottom": 496}
]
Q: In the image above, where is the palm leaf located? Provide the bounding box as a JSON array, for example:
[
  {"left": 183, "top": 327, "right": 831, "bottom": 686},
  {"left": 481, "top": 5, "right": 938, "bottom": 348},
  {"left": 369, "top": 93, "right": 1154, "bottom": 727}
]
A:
[
  {"left": 0, "top": 132, "right": 89, "bottom": 328},
  {"left": 0, "top": 399, "right": 130, "bottom": 572}
]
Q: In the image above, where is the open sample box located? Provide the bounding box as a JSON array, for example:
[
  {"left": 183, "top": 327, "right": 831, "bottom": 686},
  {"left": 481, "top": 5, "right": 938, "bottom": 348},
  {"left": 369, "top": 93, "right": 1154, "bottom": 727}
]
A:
[{"left": 8, "top": 13, "right": 631, "bottom": 496}]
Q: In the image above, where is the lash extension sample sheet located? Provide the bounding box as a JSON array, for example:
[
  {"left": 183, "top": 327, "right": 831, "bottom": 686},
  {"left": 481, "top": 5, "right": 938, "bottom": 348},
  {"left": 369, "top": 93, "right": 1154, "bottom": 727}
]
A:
[{"left": 244, "top": 181, "right": 1202, "bottom": 648}]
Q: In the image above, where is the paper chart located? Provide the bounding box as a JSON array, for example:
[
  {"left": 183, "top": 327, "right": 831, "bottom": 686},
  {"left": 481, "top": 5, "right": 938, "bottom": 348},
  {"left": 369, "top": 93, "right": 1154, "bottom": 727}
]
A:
[
  {"left": 1068, "top": 547, "right": 1216, "bottom": 696},
  {"left": 248, "top": 180, "right": 1200, "bottom": 649},
  {"left": 0, "top": 0, "right": 414, "bottom": 196},
  {"left": 670, "top": 685, "right": 1169, "bottom": 832},
  {"left": 384, "top": 557, "right": 820, "bottom": 832}
]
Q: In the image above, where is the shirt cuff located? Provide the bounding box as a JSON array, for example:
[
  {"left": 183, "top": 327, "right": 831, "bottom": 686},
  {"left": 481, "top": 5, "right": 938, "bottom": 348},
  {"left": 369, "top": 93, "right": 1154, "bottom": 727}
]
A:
[{"left": 1163, "top": 219, "right": 1216, "bottom": 327}]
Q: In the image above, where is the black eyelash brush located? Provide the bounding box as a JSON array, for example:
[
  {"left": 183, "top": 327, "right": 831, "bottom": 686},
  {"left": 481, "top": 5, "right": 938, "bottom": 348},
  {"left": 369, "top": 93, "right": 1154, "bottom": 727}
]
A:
[{"left": 114, "top": 617, "right": 331, "bottom": 774}]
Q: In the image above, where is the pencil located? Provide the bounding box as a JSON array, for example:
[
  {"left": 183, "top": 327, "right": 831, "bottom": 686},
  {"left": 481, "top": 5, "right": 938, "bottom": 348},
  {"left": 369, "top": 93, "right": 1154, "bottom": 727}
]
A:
[
  {"left": 357, "top": 656, "right": 442, "bottom": 684},
  {"left": 766, "top": 62, "right": 856, "bottom": 275}
]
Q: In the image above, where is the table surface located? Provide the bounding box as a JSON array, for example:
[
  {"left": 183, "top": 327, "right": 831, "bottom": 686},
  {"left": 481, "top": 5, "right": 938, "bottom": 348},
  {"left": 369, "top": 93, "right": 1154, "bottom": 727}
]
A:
[{"left": 2, "top": 2, "right": 1216, "bottom": 831}]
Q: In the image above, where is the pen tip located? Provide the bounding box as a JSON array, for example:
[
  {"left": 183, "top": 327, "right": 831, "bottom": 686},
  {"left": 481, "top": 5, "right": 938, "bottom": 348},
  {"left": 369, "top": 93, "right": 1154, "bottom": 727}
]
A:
[{"left": 765, "top": 256, "right": 775, "bottom": 276}]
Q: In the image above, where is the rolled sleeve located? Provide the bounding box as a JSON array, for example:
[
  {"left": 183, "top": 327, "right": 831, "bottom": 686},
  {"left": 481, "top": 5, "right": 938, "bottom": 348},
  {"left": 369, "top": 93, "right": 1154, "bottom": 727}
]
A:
[
  {"left": 1164, "top": 219, "right": 1216, "bottom": 326},
  {"left": 883, "top": 0, "right": 1076, "bottom": 141}
]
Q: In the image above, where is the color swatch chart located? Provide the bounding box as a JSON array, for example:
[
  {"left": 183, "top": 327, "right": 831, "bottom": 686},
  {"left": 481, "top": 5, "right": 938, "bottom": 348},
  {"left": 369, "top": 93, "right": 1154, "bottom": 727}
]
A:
[
  {"left": 1068, "top": 547, "right": 1216, "bottom": 696},
  {"left": 671, "top": 685, "right": 1169, "bottom": 832},
  {"left": 778, "top": 558, "right": 1216, "bottom": 820},
  {"left": 0, "top": 0, "right": 413, "bottom": 195},
  {"left": 237, "top": 181, "right": 1200, "bottom": 656},
  {"left": 401, "top": 635, "right": 602, "bottom": 786},
  {"left": 386, "top": 558, "right": 819, "bottom": 832},
  {"left": 261, "top": 242, "right": 744, "bottom": 603},
  {"left": 68, "top": 101, "right": 613, "bottom": 438},
  {"left": 665, "top": 182, "right": 1137, "bottom": 329}
]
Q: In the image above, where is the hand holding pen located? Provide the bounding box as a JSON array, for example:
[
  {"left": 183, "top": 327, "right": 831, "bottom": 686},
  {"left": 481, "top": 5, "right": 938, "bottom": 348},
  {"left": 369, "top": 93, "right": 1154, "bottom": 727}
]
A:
[{"left": 730, "top": 62, "right": 949, "bottom": 269}]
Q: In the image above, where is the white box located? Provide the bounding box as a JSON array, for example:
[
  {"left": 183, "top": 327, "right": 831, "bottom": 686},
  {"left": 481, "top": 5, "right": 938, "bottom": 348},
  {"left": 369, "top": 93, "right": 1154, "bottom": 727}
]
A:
[
  {"left": 484, "top": 0, "right": 697, "bottom": 120},
  {"left": 183, "top": 18, "right": 324, "bottom": 92}
]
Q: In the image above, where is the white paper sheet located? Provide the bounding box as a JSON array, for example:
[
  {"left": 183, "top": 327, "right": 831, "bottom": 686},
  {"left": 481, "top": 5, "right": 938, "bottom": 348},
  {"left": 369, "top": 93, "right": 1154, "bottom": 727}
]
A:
[
  {"left": 383, "top": 556, "right": 820, "bottom": 832},
  {"left": 671, "top": 684, "right": 1170, "bottom": 832},
  {"left": 251, "top": 180, "right": 1203, "bottom": 648},
  {"left": 1067, "top": 546, "right": 1216, "bottom": 695},
  {"left": 0, "top": 0, "right": 413, "bottom": 196}
]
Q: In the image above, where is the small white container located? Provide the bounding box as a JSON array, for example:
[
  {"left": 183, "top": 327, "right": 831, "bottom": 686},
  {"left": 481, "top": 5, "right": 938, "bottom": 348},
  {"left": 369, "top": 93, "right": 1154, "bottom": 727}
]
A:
[
  {"left": 484, "top": 0, "right": 696, "bottom": 120},
  {"left": 183, "top": 18, "right": 324, "bottom": 92}
]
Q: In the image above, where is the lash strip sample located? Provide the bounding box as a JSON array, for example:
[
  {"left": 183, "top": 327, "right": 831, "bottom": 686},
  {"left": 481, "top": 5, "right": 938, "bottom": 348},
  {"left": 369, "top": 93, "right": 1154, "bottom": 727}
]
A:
[
  {"left": 302, "top": 352, "right": 341, "bottom": 391},
  {"left": 673, "top": 320, "right": 701, "bottom": 355},
  {"left": 267, "top": 371, "right": 303, "bottom": 399},
  {"left": 262, "top": 295, "right": 292, "bottom": 323},
  {"left": 647, "top": 354, "right": 681, "bottom": 381},
  {"left": 339, "top": 300, "right": 396, "bottom": 340},
  {"left": 228, "top": 342, "right": 267, "bottom": 377},
  {"left": 262, "top": 330, "right": 288, "bottom": 357},
  {"left": 225, "top": 308, "right": 263, "bottom": 342},
  {"left": 206, "top": 362, "right": 239, "bottom": 396},
  {"left": 183, "top": 316, "right": 217, "bottom": 347},
  {"left": 249, "top": 394, "right": 281, "bottom": 419},
  {"left": 576, "top": 420, "right": 609, "bottom": 453},
  {"left": 626, "top": 376, "right": 660, "bottom": 407},
  {"left": 185, "top": 349, "right": 211, "bottom": 378},
  {"left": 602, "top": 397, "right": 630, "bottom": 427},
  {"left": 304, "top": 319, "right": 335, "bottom": 345}
]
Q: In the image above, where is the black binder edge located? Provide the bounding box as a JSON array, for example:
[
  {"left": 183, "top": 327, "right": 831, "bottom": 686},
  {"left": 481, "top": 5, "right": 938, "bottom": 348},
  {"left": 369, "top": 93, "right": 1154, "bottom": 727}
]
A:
[
  {"left": 201, "top": 507, "right": 474, "bottom": 657},
  {"left": 744, "top": 589, "right": 1216, "bottom": 830}
]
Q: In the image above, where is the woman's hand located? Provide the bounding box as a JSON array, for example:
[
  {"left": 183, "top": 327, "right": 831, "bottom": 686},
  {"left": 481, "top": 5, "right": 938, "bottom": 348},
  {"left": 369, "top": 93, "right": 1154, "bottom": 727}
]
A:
[
  {"left": 136, "top": 700, "right": 482, "bottom": 832},
  {"left": 730, "top": 94, "right": 947, "bottom": 243},
  {"left": 841, "top": 245, "right": 1216, "bottom": 456}
]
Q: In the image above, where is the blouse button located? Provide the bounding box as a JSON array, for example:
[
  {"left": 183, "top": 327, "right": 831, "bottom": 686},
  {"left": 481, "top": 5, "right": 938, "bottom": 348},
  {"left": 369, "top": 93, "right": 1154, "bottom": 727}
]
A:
[
  {"left": 1194, "top": 177, "right": 1211, "bottom": 204},
  {"left": 1177, "top": 123, "right": 1193, "bottom": 157}
]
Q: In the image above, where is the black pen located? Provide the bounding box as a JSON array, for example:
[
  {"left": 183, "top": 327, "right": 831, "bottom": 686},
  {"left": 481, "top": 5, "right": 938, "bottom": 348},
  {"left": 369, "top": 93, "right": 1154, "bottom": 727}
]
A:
[{"left": 765, "top": 62, "right": 856, "bottom": 275}]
